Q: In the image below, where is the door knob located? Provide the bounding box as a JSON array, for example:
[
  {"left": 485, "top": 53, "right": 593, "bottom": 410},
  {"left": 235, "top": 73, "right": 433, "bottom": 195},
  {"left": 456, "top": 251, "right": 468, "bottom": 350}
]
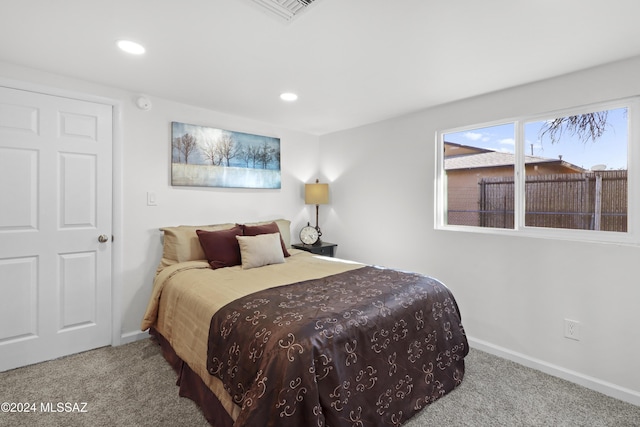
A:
[{"left": 98, "top": 234, "right": 109, "bottom": 243}]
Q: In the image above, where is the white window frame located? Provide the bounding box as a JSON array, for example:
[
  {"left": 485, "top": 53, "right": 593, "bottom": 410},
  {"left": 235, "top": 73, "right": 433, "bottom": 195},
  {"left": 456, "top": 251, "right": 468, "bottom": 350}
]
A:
[{"left": 435, "top": 97, "right": 640, "bottom": 245}]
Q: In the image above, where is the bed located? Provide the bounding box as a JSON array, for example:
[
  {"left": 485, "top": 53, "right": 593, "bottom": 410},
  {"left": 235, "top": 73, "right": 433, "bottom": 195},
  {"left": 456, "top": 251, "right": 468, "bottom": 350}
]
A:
[{"left": 141, "top": 219, "right": 468, "bottom": 427}]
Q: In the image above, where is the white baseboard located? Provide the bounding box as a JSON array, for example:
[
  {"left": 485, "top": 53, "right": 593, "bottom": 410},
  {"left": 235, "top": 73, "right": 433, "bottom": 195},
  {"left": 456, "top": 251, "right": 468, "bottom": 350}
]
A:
[
  {"left": 118, "top": 330, "right": 150, "bottom": 345},
  {"left": 468, "top": 336, "right": 640, "bottom": 407}
]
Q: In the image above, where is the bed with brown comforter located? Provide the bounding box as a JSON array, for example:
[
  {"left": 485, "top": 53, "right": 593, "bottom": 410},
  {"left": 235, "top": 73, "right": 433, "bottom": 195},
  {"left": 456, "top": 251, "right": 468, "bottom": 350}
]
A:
[{"left": 141, "top": 221, "right": 467, "bottom": 427}]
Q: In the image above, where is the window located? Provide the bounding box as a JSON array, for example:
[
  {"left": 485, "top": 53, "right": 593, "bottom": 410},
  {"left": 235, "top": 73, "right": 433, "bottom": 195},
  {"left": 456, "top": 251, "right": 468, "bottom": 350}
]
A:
[{"left": 436, "top": 99, "right": 637, "bottom": 243}]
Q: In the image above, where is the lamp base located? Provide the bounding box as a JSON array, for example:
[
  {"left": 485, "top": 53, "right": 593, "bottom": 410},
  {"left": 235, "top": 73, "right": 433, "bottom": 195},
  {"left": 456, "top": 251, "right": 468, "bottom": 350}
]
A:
[{"left": 314, "top": 224, "right": 323, "bottom": 245}]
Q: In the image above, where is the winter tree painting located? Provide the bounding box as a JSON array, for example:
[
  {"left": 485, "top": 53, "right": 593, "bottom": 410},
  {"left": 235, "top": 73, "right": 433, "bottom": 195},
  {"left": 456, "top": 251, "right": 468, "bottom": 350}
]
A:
[{"left": 171, "top": 122, "right": 281, "bottom": 189}]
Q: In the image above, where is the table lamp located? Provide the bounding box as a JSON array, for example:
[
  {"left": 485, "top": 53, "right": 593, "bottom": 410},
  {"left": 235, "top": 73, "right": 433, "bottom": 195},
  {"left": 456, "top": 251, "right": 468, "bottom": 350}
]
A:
[{"left": 305, "top": 179, "right": 329, "bottom": 241}]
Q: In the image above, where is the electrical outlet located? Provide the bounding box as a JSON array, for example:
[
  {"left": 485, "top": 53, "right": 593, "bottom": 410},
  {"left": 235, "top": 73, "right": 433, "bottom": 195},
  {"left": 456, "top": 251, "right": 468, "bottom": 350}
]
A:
[{"left": 564, "top": 319, "right": 580, "bottom": 341}]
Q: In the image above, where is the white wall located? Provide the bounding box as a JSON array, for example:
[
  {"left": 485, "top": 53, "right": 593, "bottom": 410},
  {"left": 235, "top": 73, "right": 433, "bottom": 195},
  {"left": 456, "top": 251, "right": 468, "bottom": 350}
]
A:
[
  {"left": 0, "top": 61, "right": 320, "bottom": 342},
  {"left": 319, "top": 56, "right": 640, "bottom": 405}
]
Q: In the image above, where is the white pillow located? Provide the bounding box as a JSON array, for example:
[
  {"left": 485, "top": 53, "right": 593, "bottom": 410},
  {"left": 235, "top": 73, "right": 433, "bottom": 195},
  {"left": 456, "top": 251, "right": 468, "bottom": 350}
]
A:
[{"left": 236, "top": 233, "right": 285, "bottom": 270}]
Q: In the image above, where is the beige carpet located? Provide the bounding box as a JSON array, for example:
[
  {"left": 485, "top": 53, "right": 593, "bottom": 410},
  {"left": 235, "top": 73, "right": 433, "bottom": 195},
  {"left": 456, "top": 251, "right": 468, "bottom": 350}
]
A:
[{"left": 1, "top": 338, "right": 638, "bottom": 426}]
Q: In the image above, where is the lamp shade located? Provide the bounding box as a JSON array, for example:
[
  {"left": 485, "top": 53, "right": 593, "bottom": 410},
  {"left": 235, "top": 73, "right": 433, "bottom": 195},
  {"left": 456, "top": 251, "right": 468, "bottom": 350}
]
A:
[{"left": 305, "top": 183, "right": 329, "bottom": 205}]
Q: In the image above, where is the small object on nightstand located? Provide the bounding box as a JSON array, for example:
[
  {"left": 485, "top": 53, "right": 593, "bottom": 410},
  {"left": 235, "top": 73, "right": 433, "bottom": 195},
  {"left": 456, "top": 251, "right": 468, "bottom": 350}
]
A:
[
  {"left": 299, "top": 223, "right": 320, "bottom": 245},
  {"left": 292, "top": 241, "right": 337, "bottom": 257}
]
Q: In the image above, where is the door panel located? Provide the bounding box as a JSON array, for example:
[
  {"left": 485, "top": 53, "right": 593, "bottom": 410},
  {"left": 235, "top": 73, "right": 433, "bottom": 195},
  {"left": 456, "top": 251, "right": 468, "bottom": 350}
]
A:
[
  {"left": 60, "top": 153, "right": 96, "bottom": 227},
  {"left": 0, "top": 148, "right": 38, "bottom": 230},
  {"left": 59, "top": 251, "right": 96, "bottom": 330},
  {"left": 0, "top": 86, "right": 112, "bottom": 371},
  {"left": 0, "top": 257, "right": 38, "bottom": 342}
]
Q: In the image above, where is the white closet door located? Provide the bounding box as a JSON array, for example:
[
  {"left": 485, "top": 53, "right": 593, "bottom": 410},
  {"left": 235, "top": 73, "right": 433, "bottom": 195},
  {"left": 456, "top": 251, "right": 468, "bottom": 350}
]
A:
[{"left": 0, "top": 86, "right": 112, "bottom": 371}]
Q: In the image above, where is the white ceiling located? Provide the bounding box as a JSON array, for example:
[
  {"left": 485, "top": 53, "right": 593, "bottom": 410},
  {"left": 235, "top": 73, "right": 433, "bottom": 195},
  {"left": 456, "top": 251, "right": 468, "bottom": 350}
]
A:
[{"left": 2, "top": 0, "right": 640, "bottom": 135}]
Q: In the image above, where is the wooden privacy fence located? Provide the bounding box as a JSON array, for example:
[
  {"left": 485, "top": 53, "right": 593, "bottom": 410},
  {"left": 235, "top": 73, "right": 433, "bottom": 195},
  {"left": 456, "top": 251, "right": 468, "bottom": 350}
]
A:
[{"left": 478, "top": 170, "right": 627, "bottom": 231}]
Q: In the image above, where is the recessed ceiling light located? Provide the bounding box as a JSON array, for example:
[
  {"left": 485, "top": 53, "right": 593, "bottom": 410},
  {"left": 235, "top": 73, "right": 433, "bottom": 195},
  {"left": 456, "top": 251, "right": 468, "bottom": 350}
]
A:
[
  {"left": 117, "top": 40, "right": 146, "bottom": 55},
  {"left": 280, "top": 92, "right": 298, "bottom": 101}
]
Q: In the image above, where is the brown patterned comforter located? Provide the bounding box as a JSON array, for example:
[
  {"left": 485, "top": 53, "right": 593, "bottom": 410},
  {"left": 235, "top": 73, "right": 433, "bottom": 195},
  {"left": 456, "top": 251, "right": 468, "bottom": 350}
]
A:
[{"left": 207, "top": 265, "right": 467, "bottom": 427}]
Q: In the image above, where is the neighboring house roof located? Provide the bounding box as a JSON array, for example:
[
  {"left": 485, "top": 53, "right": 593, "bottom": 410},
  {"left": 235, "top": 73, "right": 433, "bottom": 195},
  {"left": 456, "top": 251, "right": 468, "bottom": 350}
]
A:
[
  {"left": 445, "top": 151, "right": 585, "bottom": 172},
  {"left": 444, "top": 141, "right": 493, "bottom": 155}
]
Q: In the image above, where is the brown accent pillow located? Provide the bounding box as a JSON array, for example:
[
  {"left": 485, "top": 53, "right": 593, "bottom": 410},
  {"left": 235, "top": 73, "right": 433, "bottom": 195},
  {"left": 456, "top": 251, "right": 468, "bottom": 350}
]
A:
[
  {"left": 196, "top": 225, "right": 243, "bottom": 269},
  {"left": 240, "top": 221, "right": 291, "bottom": 257}
]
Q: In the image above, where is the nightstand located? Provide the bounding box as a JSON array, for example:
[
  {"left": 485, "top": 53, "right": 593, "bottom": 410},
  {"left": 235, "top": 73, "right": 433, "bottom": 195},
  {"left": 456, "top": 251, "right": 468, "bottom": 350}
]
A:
[{"left": 292, "top": 241, "right": 337, "bottom": 257}]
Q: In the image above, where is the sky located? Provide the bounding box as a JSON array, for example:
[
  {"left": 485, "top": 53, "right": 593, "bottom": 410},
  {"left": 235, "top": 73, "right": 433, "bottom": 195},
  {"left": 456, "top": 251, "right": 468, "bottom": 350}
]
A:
[{"left": 444, "top": 107, "right": 628, "bottom": 170}]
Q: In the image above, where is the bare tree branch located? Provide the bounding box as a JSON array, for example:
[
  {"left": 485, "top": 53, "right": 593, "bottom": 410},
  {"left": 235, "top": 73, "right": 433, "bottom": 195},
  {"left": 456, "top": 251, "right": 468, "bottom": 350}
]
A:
[
  {"left": 177, "top": 133, "right": 198, "bottom": 164},
  {"left": 539, "top": 111, "right": 609, "bottom": 144},
  {"left": 216, "top": 133, "right": 239, "bottom": 167},
  {"left": 258, "top": 140, "right": 273, "bottom": 169},
  {"left": 201, "top": 139, "right": 222, "bottom": 165}
]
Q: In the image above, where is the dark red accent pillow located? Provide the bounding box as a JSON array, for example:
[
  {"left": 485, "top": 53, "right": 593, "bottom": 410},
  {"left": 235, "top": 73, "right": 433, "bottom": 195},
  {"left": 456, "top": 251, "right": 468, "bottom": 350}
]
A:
[
  {"left": 196, "top": 225, "right": 243, "bottom": 269},
  {"left": 240, "top": 222, "right": 290, "bottom": 257}
]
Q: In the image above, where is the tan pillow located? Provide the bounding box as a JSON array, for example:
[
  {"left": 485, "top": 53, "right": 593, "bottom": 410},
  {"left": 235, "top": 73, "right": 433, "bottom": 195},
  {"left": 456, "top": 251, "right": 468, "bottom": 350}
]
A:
[
  {"left": 236, "top": 233, "right": 285, "bottom": 270},
  {"left": 240, "top": 221, "right": 290, "bottom": 257},
  {"left": 159, "top": 223, "right": 235, "bottom": 269}
]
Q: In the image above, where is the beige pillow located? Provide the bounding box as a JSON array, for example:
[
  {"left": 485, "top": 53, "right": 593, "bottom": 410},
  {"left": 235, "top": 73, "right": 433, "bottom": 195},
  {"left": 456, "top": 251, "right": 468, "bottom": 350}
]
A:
[
  {"left": 159, "top": 223, "right": 235, "bottom": 269},
  {"left": 236, "top": 233, "right": 285, "bottom": 270}
]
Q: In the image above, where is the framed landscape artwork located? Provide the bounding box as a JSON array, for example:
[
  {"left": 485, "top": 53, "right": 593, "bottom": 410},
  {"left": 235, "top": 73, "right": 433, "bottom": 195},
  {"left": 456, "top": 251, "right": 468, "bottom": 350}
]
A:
[{"left": 171, "top": 122, "right": 281, "bottom": 189}]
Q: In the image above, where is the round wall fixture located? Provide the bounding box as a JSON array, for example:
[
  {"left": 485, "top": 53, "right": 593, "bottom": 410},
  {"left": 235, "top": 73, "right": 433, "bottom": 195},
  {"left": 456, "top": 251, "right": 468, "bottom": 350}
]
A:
[{"left": 135, "top": 96, "right": 152, "bottom": 111}]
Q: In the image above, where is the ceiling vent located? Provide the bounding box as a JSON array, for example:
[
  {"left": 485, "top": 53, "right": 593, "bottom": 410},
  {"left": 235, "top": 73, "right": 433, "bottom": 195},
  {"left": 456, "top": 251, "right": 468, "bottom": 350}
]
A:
[{"left": 250, "top": 0, "right": 320, "bottom": 21}]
